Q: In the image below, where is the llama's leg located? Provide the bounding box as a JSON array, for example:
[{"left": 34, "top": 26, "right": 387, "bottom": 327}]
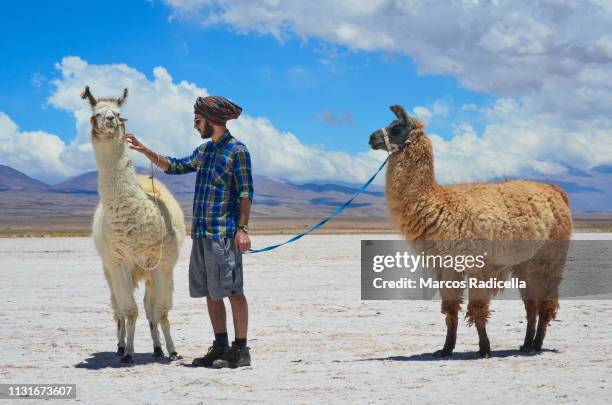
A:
[
  {"left": 109, "top": 264, "right": 138, "bottom": 363},
  {"left": 520, "top": 300, "right": 538, "bottom": 352},
  {"left": 531, "top": 242, "right": 565, "bottom": 351},
  {"left": 433, "top": 299, "right": 461, "bottom": 357},
  {"left": 112, "top": 294, "right": 127, "bottom": 355},
  {"left": 123, "top": 270, "right": 138, "bottom": 363},
  {"left": 533, "top": 299, "right": 559, "bottom": 351},
  {"left": 155, "top": 268, "right": 178, "bottom": 360},
  {"left": 467, "top": 299, "right": 491, "bottom": 358},
  {"left": 104, "top": 265, "right": 126, "bottom": 355},
  {"left": 144, "top": 276, "right": 163, "bottom": 357},
  {"left": 514, "top": 263, "right": 539, "bottom": 352}
]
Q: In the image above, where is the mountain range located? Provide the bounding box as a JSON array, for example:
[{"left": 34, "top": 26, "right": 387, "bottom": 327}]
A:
[
  {"left": 0, "top": 164, "right": 389, "bottom": 234},
  {"left": 0, "top": 164, "right": 610, "bottom": 235}
]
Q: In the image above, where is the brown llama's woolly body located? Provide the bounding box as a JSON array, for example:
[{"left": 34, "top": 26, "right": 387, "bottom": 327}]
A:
[
  {"left": 385, "top": 120, "right": 573, "bottom": 242},
  {"left": 379, "top": 117, "right": 572, "bottom": 357}
]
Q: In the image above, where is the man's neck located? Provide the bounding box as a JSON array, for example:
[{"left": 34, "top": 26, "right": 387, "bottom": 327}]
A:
[{"left": 211, "top": 126, "right": 228, "bottom": 143}]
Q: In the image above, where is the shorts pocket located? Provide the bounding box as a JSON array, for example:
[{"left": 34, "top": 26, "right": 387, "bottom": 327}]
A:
[{"left": 218, "top": 238, "right": 237, "bottom": 289}]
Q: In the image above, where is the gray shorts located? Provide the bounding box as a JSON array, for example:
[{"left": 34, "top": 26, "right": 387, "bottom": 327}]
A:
[{"left": 189, "top": 237, "right": 244, "bottom": 300}]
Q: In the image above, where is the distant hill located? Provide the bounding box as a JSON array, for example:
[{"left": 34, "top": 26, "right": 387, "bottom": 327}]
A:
[
  {"left": 0, "top": 165, "right": 389, "bottom": 232},
  {"left": 299, "top": 182, "right": 384, "bottom": 197},
  {"left": 1, "top": 164, "right": 611, "bottom": 231},
  {"left": 0, "top": 165, "right": 48, "bottom": 192},
  {"left": 46, "top": 167, "right": 388, "bottom": 212},
  {"left": 49, "top": 171, "right": 98, "bottom": 195}
]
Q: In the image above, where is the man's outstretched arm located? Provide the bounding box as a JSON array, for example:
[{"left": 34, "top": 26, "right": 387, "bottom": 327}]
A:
[
  {"left": 126, "top": 133, "right": 201, "bottom": 174},
  {"left": 126, "top": 133, "right": 170, "bottom": 171}
]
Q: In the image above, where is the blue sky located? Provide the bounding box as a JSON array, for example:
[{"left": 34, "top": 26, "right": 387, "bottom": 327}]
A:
[
  {"left": 0, "top": 1, "right": 611, "bottom": 210},
  {"left": 0, "top": 0, "right": 491, "bottom": 154}
]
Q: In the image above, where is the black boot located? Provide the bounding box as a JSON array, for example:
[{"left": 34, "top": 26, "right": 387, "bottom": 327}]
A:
[
  {"left": 212, "top": 343, "right": 251, "bottom": 369},
  {"left": 192, "top": 342, "right": 228, "bottom": 367}
]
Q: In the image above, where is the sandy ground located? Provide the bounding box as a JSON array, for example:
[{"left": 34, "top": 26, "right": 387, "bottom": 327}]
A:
[
  {"left": 2, "top": 218, "right": 611, "bottom": 237},
  {"left": 1, "top": 234, "right": 611, "bottom": 404}
]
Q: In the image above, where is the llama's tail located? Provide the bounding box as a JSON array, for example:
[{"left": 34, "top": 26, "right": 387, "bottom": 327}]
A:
[{"left": 548, "top": 183, "right": 570, "bottom": 207}]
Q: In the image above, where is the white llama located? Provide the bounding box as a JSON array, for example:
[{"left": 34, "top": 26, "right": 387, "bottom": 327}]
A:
[{"left": 82, "top": 86, "right": 185, "bottom": 364}]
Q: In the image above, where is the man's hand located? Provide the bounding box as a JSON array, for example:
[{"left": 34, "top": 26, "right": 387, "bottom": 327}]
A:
[
  {"left": 235, "top": 228, "right": 251, "bottom": 253},
  {"left": 125, "top": 134, "right": 170, "bottom": 171},
  {"left": 125, "top": 133, "right": 148, "bottom": 153}
]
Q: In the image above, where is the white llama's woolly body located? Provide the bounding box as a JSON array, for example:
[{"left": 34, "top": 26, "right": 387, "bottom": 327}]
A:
[{"left": 91, "top": 112, "right": 185, "bottom": 359}]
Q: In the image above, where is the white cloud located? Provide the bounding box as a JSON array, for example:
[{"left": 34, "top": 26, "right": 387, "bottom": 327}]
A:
[
  {"left": 163, "top": 0, "right": 612, "bottom": 184},
  {"left": 412, "top": 106, "right": 432, "bottom": 121},
  {"left": 229, "top": 115, "right": 381, "bottom": 183},
  {"left": 4, "top": 3, "right": 612, "bottom": 189},
  {"left": 430, "top": 99, "right": 612, "bottom": 184},
  {"left": 0, "top": 112, "right": 73, "bottom": 182},
  {"left": 164, "top": 0, "right": 612, "bottom": 122},
  {"left": 412, "top": 99, "right": 449, "bottom": 123},
  {"left": 48, "top": 56, "right": 205, "bottom": 158},
  {"left": 432, "top": 100, "right": 448, "bottom": 117},
  {"left": 0, "top": 56, "right": 387, "bottom": 184},
  {"left": 2, "top": 54, "right": 611, "bottom": 190}
]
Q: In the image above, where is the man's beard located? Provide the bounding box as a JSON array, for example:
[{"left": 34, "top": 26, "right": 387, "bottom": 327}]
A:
[{"left": 200, "top": 121, "right": 214, "bottom": 139}]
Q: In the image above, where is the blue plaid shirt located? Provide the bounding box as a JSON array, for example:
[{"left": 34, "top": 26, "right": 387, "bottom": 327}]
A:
[{"left": 164, "top": 131, "right": 254, "bottom": 239}]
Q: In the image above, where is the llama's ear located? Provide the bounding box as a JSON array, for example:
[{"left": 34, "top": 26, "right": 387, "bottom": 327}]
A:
[
  {"left": 81, "top": 86, "right": 97, "bottom": 107},
  {"left": 117, "top": 88, "right": 129, "bottom": 106},
  {"left": 90, "top": 116, "right": 98, "bottom": 139},
  {"left": 389, "top": 104, "right": 411, "bottom": 124}
]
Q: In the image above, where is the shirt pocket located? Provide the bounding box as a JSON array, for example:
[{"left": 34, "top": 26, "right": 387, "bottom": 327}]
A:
[{"left": 212, "top": 155, "right": 233, "bottom": 187}]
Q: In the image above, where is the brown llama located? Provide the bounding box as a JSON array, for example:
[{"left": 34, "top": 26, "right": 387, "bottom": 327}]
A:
[{"left": 368, "top": 105, "right": 572, "bottom": 358}]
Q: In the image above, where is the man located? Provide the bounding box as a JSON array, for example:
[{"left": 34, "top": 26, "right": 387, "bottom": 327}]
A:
[{"left": 126, "top": 96, "right": 253, "bottom": 369}]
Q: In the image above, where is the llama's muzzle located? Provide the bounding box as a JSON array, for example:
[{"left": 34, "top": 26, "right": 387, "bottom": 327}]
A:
[
  {"left": 368, "top": 130, "right": 384, "bottom": 150},
  {"left": 369, "top": 128, "right": 398, "bottom": 154}
]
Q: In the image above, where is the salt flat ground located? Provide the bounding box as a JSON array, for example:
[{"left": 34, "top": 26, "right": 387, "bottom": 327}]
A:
[{"left": 1, "top": 234, "right": 611, "bottom": 404}]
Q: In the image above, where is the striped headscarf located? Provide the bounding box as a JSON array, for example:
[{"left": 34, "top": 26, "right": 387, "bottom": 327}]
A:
[{"left": 194, "top": 96, "right": 242, "bottom": 125}]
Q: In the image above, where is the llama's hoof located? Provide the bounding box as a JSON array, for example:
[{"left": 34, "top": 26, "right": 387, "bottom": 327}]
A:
[
  {"left": 519, "top": 344, "right": 534, "bottom": 353},
  {"left": 169, "top": 352, "right": 181, "bottom": 361},
  {"left": 153, "top": 346, "right": 164, "bottom": 357},
  {"left": 479, "top": 350, "right": 492, "bottom": 359},
  {"left": 117, "top": 346, "right": 125, "bottom": 356},
  {"left": 433, "top": 348, "right": 453, "bottom": 357},
  {"left": 120, "top": 354, "right": 133, "bottom": 364}
]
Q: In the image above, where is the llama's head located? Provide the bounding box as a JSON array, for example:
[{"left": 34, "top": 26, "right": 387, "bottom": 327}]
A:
[
  {"left": 81, "top": 86, "right": 129, "bottom": 141},
  {"left": 369, "top": 105, "right": 423, "bottom": 154}
]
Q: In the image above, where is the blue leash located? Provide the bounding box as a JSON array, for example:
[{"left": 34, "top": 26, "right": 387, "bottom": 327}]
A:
[{"left": 246, "top": 156, "right": 389, "bottom": 254}]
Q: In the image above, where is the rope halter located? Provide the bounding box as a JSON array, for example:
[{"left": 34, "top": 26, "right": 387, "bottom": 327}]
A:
[{"left": 381, "top": 126, "right": 413, "bottom": 155}]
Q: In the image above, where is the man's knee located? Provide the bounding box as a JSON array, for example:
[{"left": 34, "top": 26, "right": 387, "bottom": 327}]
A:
[
  {"left": 229, "top": 292, "right": 246, "bottom": 302},
  {"left": 207, "top": 295, "right": 225, "bottom": 306}
]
